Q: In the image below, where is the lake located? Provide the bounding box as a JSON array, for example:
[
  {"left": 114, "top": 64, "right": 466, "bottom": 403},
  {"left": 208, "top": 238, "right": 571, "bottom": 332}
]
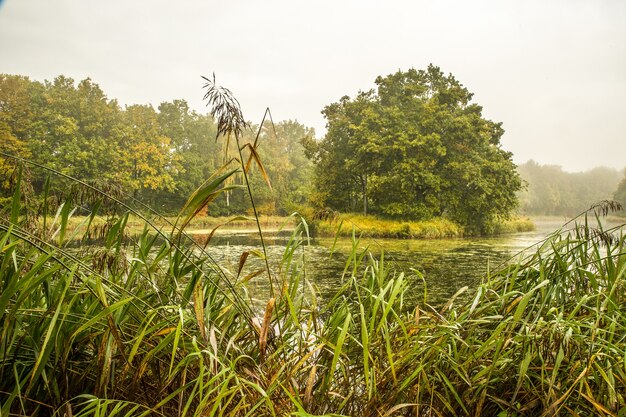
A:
[{"left": 197, "top": 217, "right": 624, "bottom": 308}]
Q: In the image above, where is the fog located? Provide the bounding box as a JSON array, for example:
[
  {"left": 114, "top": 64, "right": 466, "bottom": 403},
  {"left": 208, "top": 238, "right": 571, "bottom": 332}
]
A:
[{"left": 1, "top": 0, "right": 625, "bottom": 172}]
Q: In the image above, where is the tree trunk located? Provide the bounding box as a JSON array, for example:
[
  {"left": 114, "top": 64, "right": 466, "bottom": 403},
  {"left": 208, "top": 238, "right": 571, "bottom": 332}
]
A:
[{"left": 363, "top": 173, "right": 367, "bottom": 216}]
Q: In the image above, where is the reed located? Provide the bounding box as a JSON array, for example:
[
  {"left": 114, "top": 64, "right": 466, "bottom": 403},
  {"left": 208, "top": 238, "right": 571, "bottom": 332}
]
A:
[{"left": 1, "top": 156, "right": 625, "bottom": 416}]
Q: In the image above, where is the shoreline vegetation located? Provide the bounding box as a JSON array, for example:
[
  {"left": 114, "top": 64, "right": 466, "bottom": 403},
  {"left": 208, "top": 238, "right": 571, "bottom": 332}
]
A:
[
  {"left": 311, "top": 214, "right": 535, "bottom": 239},
  {"left": 1, "top": 184, "right": 625, "bottom": 415}
]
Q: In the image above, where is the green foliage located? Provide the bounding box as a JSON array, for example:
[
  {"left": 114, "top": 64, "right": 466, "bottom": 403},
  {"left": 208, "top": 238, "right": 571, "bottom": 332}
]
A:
[
  {"left": 2, "top": 73, "right": 624, "bottom": 416},
  {"left": 0, "top": 74, "right": 314, "bottom": 216},
  {"left": 119, "top": 104, "right": 182, "bottom": 197},
  {"left": 308, "top": 65, "right": 522, "bottom": 234},
  {"left": 156, "top": 99, "right": 219, "bottom": 208},
  {"left": 252, "top": 120, "right": 315, "bottom": 215},
  {"left": 614, "top": 168, "right": 626, "bottom": 210},
  {"left": 0, "top": 75, "right": 36, "bottom": 203},
  {"left": 518, "top": 159, "right": 622, "bottom": 216}
]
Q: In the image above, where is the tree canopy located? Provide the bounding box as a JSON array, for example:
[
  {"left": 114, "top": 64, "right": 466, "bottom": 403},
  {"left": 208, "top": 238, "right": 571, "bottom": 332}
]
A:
[
  {"left": 0, "top": 74, "right": 314, "bottom": 215},
  {"left": 306, "top": 65, "right": 522, "bottom": 233}
]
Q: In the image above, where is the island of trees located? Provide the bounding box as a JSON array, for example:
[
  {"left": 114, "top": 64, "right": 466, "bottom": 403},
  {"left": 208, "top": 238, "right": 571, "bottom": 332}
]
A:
[{"left": 303, "top": 65, "right": 523, "bottom": 234}]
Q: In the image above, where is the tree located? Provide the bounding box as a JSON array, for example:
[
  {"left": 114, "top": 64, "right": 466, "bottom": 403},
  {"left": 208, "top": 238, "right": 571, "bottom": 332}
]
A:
[
  {"left": 251, "top": 120, "right": 315, "bottom": 215},
  {"left": 156, "top": 99, "right": 220, "bottom": 210},
  {"left": 118, "top": 104, "right": 181, "bottom": 201},
  {"left": 615, "top": 169, "right": 626, "bottom": 209},
  {"left": 0, "top": 73, "right": 317, "bottom": 215},
  {"left": 24, "top": 76, "right": 124, "bottom": 187},
  {"left": 0, "top": 75, "right": 34, "bottom": 191},
  {"left": 309, "top": 65, "right": 522, "bottom": 233}
]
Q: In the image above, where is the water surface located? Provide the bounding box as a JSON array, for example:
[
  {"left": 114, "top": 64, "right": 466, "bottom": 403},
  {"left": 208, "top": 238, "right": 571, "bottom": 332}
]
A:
[{"left": 201, "top": 218, "right": 624, "bottom": 308}]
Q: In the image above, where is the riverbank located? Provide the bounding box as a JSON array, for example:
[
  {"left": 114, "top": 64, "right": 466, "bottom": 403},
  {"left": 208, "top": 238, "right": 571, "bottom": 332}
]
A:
[
  {"left": 311, "top": 214, "right": 534, "bottom": 239},
  {"left": 55, "top": 214, "right": 297, "bottom": 238},
  {"left": 58, "top": 213, "right": 533, "bottom": 240}
]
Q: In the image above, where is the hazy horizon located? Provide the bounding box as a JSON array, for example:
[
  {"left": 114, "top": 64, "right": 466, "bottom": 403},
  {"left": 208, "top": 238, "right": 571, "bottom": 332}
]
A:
[{"left": 1, "top": 0, "right": 625, "bottom": 172}]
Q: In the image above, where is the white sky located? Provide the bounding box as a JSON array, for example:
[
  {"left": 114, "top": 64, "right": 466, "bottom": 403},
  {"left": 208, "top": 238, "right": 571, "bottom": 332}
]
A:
[{"left": 0, "top": 0, "right": 624, "bottom": 172}]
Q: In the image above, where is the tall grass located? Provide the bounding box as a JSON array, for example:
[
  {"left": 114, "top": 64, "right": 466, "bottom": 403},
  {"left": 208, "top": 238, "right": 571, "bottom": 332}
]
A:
[
  {"left": 1, "top": 155, "right": 625, "bottom": 416},
  {"left": 312, "top": 213, "right": 534, "bottom": 239},
  {"left": 313, "top": 214, "right": 464, "bottom": 239}
]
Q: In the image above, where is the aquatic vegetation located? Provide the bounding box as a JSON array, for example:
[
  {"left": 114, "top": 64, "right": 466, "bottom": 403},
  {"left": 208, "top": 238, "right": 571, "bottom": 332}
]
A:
[
  {"left": 313, "top": 213, "right": 463, "bottom": 239},
  {"left": 312, "top": 213, "right": 534, "bottom": 239}
]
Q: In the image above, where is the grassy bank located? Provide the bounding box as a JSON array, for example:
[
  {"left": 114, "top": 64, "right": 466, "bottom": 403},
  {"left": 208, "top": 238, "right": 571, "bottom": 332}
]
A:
[
  {"left": 490, "top": 216, "right": 535, "bottom": 234},
  {"left": 312, "top": 213, "right": 534, "bottom": 239},
  {"left": 55, "top": 214, "right": 296, "bottom": 238},
  {"left": 163, "top": 214, "right": 295, "bottom": 230}
]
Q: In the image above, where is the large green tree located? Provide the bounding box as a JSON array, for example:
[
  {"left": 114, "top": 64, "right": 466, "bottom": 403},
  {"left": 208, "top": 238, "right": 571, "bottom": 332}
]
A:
[
  {"left": 27, "top": 76, "right": 123, "bottom": 182},
  {"left": 308, "top": 65, "right": 522, "bottom": 233}
]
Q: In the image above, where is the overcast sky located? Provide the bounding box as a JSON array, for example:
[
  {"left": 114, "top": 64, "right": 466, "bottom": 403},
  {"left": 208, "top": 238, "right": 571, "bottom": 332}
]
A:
[{"left": 1, "top": 0, "right": 624, "bottom": 172}]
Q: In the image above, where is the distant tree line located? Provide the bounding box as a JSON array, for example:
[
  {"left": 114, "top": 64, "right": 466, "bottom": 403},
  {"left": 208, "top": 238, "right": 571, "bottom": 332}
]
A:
[
  {"left": 0, "top": 74, "right": 314, "bottom": 215},
  {"left": 517, "top": 160, "right": 624, "bottom": 216},
  {"left": 615, "top": 170, "right": 626, "bottom": 209}
]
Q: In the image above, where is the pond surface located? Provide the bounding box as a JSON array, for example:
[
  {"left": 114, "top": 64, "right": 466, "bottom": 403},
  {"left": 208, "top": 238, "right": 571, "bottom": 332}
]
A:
[{"left": 199, "top": 217, "right": 624, "bottom": 308}]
